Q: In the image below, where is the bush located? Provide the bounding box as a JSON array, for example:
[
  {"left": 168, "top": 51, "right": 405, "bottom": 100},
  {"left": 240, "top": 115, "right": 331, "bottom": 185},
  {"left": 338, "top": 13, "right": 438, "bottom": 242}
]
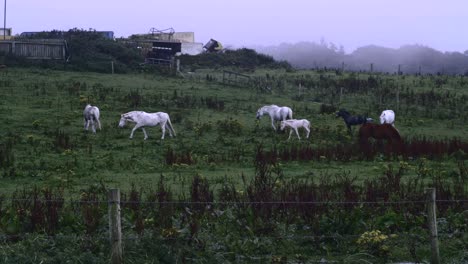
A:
[{"left": 179, "top": 48, "right": 292, "bottom": 70}]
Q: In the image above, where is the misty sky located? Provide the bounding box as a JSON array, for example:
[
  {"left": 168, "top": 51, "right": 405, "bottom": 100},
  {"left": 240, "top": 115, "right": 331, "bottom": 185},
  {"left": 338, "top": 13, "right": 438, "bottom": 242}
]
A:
[{"left": 4, "top": 0, "right": 467, "bottom": 53}]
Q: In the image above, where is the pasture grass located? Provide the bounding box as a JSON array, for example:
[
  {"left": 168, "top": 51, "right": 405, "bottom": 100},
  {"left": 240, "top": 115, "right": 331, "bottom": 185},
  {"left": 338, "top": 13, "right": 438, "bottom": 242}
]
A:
[
  {"left": 0, "top": 67, "right": 466, "bottom": 197},
  {"left": 0, "top": 66, "right": 466, "bottom": 263}
]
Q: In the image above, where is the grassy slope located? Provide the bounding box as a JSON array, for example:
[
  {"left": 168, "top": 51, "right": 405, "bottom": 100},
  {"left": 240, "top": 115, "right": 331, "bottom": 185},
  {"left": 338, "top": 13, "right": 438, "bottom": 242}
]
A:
[{"left": 0, "top": 67, "right": 466, "bottom": 196}]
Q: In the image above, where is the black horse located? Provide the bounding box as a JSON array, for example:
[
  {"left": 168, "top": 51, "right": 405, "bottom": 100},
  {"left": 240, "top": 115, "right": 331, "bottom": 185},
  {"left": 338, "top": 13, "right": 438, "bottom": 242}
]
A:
[{"left": 336, "top": 109, "right": 373, "bottom": 132}]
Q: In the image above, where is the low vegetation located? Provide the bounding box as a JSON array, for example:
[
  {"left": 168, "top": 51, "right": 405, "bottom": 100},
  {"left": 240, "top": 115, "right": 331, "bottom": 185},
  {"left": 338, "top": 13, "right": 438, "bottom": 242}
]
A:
[{"left": 0, "top": 59, "right": 466, "bottom": 262}]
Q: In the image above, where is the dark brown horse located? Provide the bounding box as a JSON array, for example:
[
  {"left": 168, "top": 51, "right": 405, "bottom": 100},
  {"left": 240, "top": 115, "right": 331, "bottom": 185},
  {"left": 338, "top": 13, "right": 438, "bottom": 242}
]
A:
[{"left": 358, "top": 123, "right": 403, "bottom": 154}]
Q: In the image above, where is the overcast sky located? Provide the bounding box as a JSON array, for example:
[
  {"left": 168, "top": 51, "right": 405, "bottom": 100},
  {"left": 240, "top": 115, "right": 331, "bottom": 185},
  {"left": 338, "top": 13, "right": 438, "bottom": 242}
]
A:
[{"left": 4, "top": 0, "right": 467, "bottom": 53}]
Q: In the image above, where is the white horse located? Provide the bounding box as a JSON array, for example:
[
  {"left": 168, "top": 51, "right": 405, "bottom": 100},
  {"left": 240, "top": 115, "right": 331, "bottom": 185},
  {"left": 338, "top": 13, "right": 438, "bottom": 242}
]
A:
[
  {"left": 256, "top": 104, "right": 293, "bottom": 130},
  {"left": 280, "top": 119, "right": 311, "bottom": 140},
  {"left": 380, "top": 110, "right": 395, "bottom": 126},
  {"left": 83, "top": 104, "right": 101, "bottom": 133},
  {"left": 118, "top": 111, "right": 176, "bottom": 140}
]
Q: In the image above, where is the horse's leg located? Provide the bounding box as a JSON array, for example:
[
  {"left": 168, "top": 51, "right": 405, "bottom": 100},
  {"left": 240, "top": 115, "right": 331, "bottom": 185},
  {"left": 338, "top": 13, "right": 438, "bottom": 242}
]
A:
[
  {"left": 160, "top": 122, "right": 166, "bottom": 139},
  {"left": 304, "top": 126, "right": 310, "bottom": 139},
  {"left": 377, "top": 140, "right": 384, "bottom": 153},
  {"left": 84, "top": 119, "right": 87, "bottom": 130},
  {"left": 142, "top": 128, "right": 148, "bottom": 140},
  {"left": 287, "top": 129, "right": 293, "bottom": 140},
  {"left": 294, "top": 128, "right": 301, "bottom": 140},
  {"left": 96, "top": 118, "right": 102, "bottom": 130},
  {"left": 271, "top": 117, "right": 276, "bottom": 131},
  {"left": 165, "top": 124, "right": 173, "bottom": 137},
  {"left": 91, "top": 120, "right": 96, "bottom": 134},
  {"left": 130, "top": 124, "right": 143, "bottom": 139}
]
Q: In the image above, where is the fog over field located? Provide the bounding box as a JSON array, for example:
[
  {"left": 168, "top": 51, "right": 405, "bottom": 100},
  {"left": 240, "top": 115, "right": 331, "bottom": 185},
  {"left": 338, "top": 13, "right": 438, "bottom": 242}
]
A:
[{"left": 253, "top": 42, "right": 468, "bottom": 74}]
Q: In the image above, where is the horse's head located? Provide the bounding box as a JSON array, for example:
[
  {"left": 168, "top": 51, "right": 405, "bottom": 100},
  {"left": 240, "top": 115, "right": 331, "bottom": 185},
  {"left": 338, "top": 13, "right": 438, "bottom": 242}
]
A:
[
  {"left": 336, "top": 109, "right": 349, "bottom": 118},
  {"left": 379, "top": 115, "right": 385, "bottom": 124},
  {"left": 280, "top": 121, "right": 286, "bottom": 130},
  {"left": 118, "top": 114, "right": 128, "bottom": 128},
  {"left": 256, "top": 108, "right": 264, "bottom": 119}
]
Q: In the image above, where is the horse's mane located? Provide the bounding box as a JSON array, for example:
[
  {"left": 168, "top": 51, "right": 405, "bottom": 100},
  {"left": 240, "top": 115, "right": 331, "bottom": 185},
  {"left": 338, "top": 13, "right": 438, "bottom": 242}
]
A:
[{"left": 337, "top": 109, "right": 351, "bottom": 117}]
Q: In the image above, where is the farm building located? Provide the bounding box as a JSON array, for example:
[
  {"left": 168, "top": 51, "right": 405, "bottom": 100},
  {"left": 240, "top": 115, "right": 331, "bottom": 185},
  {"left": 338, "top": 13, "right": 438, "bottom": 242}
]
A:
[
  {"left": 0, "top": 39, "right": 67, "bottom": 60},
  {"left": 0, "top": 28, "right": 13, "bottom": 40},
  {"left": 19, "top": 31, "right": 115, "bottom": 40},
  {"left": 129, "top": 28, "right": 204, "bottom": 62}
]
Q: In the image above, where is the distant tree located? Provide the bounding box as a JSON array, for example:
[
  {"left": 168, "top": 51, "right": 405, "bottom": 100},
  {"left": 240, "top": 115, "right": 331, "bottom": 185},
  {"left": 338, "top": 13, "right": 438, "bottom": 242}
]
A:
[{"left": 255, "top": 43, "right": 468, "bottom": 74}]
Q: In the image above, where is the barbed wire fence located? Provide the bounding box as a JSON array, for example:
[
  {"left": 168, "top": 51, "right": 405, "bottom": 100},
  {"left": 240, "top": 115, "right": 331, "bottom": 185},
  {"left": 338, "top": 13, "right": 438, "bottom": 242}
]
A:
[{"left": 0, "top": 188, "right": 466, "bottom": 263}]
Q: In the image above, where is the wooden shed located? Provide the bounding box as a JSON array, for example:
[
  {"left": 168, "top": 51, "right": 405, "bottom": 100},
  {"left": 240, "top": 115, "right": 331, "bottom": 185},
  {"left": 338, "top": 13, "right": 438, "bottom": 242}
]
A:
[{"left": 0, "top": 39, "right": 67, "bottom": 60}]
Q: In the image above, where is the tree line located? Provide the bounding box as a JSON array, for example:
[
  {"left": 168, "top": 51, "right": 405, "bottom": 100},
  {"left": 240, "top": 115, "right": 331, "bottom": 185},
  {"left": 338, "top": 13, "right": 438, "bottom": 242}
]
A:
[{"left": 255, "top": 41, "right": 468, "bottom": 75}]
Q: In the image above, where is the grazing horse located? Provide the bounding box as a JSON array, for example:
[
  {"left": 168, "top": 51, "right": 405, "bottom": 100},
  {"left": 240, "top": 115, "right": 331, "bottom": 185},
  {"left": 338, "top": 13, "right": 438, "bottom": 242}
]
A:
[
  {"left": 336, "top": 109, "right": 373, "bottom": 132},
  {"left": 380, "top": 110, "right": 395, "bottom": 126},
  {"left": 358, "top": 123, "right": 402, "bottom": 153},
  {"left": 118, "top": 111, "right": 176, "bottom": 140},
  {"left": 280, "top": 119, "right": 311, "bottom": 140},
  {"left": 256, "top": 104, "right": 293, "bottom": 130},
  {"left": 83, "top": 104, "right": 101, "bottom": 133}
]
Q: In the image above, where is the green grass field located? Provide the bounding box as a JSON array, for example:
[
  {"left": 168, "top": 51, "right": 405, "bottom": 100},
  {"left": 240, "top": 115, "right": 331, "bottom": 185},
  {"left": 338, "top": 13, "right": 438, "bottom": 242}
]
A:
[
  {"left": 0, "top": 67, "right": 466, "bottom": 196},
  {"left": 0, "top": 67, "right": 467, "bottom": 263}
]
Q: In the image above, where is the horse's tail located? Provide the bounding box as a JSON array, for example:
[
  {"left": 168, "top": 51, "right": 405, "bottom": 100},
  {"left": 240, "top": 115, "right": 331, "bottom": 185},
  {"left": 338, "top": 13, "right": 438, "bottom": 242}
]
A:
[
  {"left": 96, "top": 116, "right": 102, "bottom": 130},
  {"left": 166, "top": 117, "right": 176, "bottom": 137},
  {"left": 392, "top": 126, "right": 401, "bottom": 140},
  {"left": 93, "top": 108, "right": 102, "bottom": 130},
  {"left": 288, "top": 108, "right": 293, "bottom": 119},
  {"left": 389, "top": 125, "right": 404, "bottom": 153}
]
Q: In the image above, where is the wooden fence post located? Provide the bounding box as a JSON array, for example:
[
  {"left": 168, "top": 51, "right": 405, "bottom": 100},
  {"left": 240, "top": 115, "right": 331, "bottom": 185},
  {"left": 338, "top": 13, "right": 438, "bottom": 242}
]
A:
[
  {"left": 109, "top": 188, "right": 122, "bottom": 264},
  {"left": 426, "top": 188, "right": 440, "bottom": 264},
  {"left": 340, "top": 87, "right": 343, "bottom": 103},
  {"left": 396, "top": 86, "right": 400, "bottom": 110},
  {"left": 111, "top": 61, "right": 114, "bottom": 74}
]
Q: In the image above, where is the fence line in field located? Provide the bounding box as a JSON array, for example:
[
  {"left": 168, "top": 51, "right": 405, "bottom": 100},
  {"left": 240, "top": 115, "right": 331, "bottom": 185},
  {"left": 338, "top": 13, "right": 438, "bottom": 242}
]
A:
[
  {"left": 1, "top": 188, "right": 461, "bottom": 263},
  {"left": 0, "top": 230, "right": 460, "bottom": 242},
  {"left": 3, "top": 198, "right": 467, "bottom": 205}
]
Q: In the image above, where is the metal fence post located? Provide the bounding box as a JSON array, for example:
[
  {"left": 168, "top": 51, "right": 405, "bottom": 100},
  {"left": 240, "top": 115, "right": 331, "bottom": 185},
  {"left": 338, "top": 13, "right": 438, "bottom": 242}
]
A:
[
  {"left": 426, "top": 188, "right": 440, "bottom": 264},
  {"left": 109, "top": 188, "right": 122, "bottom": 264}
]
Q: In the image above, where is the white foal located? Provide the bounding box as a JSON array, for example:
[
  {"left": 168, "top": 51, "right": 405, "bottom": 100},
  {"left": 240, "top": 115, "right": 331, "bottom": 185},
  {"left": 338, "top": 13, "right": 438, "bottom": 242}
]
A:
[{"left": 280, "top": 119, "right": 311, "bottom": 140}]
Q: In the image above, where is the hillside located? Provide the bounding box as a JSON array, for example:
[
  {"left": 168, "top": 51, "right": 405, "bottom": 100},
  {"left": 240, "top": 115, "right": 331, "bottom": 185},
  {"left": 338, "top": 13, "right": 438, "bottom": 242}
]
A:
[
  {"left": 0, "top": 67, "right": 466, "bottom": 262},
  {"left": 255, "top": 42, "right": 468, "bottom": 74}
]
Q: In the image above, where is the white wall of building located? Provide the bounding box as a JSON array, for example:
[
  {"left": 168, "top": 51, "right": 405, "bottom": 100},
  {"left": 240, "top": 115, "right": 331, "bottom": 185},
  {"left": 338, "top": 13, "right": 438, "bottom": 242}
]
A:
[{"left": 181, "top": 42, "right": 203, "bottom": 55}]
